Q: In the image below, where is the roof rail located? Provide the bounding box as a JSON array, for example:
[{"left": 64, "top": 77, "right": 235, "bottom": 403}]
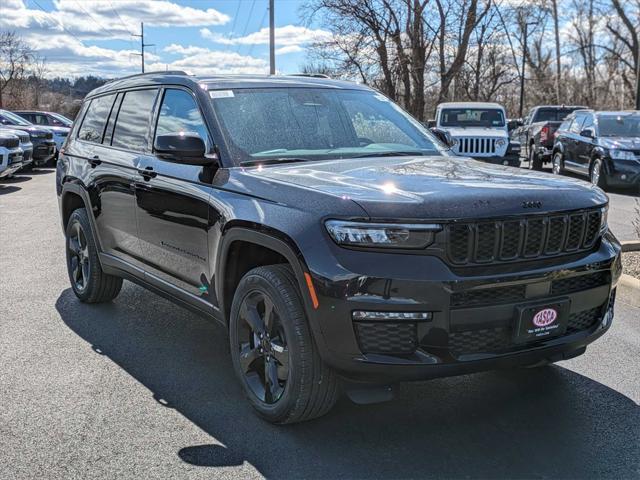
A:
[
  {"left": 106, "top": 70, "right": 189, "bottom": 84},
  {"left": 288, "top": 73, "right": 331, "bottom": 79}
]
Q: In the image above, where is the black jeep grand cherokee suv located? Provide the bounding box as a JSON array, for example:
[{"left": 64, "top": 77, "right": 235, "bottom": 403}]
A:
[{"left": 57, "top": 72, "right": 621, "bottom": 424}]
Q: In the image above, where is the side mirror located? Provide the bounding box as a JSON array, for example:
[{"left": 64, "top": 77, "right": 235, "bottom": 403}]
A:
[
  {"left": 424, "top": 119, "right": 436, "bottom": 129},
  {"left": 430, "top": 127, "right": 455, "bottom": 148},
  {"left": 154, "top": 132, "right": 215, "bottom": 166},
  {"left": 580, "top": 129, "right": 594, "bottom": 139}
]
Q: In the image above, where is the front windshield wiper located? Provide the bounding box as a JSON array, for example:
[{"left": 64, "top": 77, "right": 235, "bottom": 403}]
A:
[
  {"left": 240, "top": 157, "right": 310, "bottom": 166},
  {"left": 352, "top": 150, "right": 431, "bottom": 158}
]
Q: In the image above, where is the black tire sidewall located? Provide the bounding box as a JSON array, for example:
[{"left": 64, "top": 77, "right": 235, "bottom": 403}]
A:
[
  {"left": 65, "top": 209, "right": 96, "bottom": 301},
  {"left": 229, "top": 267, "right": 308, "bottom": 422}
]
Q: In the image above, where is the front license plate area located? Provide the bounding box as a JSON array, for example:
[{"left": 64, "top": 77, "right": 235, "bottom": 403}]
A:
[{"left": 513, "top": 299, "right": 570, "bottom": 344}]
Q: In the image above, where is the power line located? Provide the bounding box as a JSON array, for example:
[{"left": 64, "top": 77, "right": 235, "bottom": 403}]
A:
[
  {"left": 248, "top": 7, "right": 268, "bottom": 57},
  {"left": 108, "top": 0, "right": 135, "bottom": 49},
  {"left": 29, "top": 0, "right": 85, "bottom": 45},
  {"left": 237, "top": 0, "right": 257, "bottom": 55},
  {"left": 224, "top": 0, "right": 243, "bottom": 53},
  {"left": 72, "top": 0, "right": 114, "bottom": 39}
]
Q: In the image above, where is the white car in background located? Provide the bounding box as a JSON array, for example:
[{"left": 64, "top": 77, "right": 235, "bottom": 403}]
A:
[
  {"left": 431, "top": 102, "right": 521, "bottom": 166},
  {"left": 0, "top": 131, "right": 24, "bottom": 179}
]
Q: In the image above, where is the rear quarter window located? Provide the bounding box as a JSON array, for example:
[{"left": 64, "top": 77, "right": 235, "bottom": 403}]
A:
[{"left": 78, "top": 94, "right": 116, "bottom": 143}]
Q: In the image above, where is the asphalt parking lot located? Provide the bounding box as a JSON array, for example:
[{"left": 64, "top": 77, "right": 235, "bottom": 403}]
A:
[{"left": 1, "top": 169, "right": 639, "bottom": 479}]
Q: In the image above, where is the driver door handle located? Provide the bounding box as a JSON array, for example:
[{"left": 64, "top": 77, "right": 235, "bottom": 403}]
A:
[{"left": 137, "top": 166, "right": 157, "bottom": 180}]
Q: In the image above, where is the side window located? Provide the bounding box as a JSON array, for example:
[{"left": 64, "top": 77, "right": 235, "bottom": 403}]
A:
[
  {"left": 154, "top": 89, "right": 209, "bottom": 145},
  {"left": 78, "top": 94, "right": 116, "bottom": 143},
  {"left": 569, "top": 113, "right": 586, "bottom": 134},
  {"left": 581, "top": 114, "right": 595, "bottom": 132},
  {"left": 34, "top": 114, "right": 48, "bottom": 125},
  {"left": 111, "top": 89, "right": 158, "bottom": 151}
]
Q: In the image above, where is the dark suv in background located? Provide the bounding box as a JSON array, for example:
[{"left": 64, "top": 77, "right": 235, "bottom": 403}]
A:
[
  {"left": 57, "top": 72, "right": 621, "bottom": 424},
  {"left": 0, "top": 109, "right": 56, "bottom": 166},
  {"left": 552, "top": 110, "right": 640, "bottom": 191}
]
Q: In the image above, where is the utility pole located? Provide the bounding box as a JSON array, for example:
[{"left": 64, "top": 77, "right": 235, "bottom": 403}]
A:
[
  {"left": 519, "top": 21, "right": 537, "bottom": 118},
  {"left": 269, "top": 0, "right": 275, "bottom": 75},
  {"left": 132, "top": 22, "right": 154, "bottom": 73}
]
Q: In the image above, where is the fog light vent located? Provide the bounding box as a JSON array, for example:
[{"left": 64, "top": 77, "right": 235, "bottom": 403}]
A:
[{"left": 352, "top": 311, "right": 432, "bottom": 321}]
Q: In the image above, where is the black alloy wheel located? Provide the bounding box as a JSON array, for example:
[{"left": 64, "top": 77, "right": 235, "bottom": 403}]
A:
[
  {"left": 236, "top": 290, "right": 290, "bottom": 404},
  {"left": 67, "top": 220, "right": 90, "bottom": 292}
]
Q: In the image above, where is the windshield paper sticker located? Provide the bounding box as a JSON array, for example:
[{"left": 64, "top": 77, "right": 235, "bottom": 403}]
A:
[{"left": 209, "top": 90, "right": 235, "bottom": 99}]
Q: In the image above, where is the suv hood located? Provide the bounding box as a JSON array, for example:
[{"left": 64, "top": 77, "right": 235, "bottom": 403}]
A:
[
  {"left": 442, "top": 127, "right": 508, "bottom": 139},
  {"left": 6, "top": 125, "right": 52, "bottom": 137},
  {"left": 249, "top": 156, "right": 606, "bottom": 219},
  {"left": 46, "top": 126, "right": 70, "bottom": 134},
  {"left": 599, "top": 137, "right": 640, "bottom": 150}
]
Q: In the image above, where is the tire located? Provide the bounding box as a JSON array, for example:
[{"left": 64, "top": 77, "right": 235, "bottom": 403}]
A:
[
  {"left": 552, "top": 152, "right": 563, "bottom": 175},
  {"left": 229, "top": 264, "right": 340, "bottom": 424},
  {"left": 65, "top": 208, "right": 123, "bottom": 303},
  {"left": 529, "top": 145, "right": 543, "bottom": 170},
  {"left": 590, "top": 157, "right": 607, "bottom": 189}
]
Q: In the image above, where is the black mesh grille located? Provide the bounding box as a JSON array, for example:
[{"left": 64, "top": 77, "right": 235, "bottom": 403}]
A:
[
  {"left": 446, "top": 208, "right": 601, "bottom": 266},
  {"left": 566, "top": 214, "right": 585, "bottom": 250},
  {"left": 354, "top": 322, "right": 417, "bottom": 355},
  {"left": 449, "top": 306, "right": 603, "bottom": 356},
  {"left": 501, "top": 221, "right": 521, "bottom": 259},
  {"left": 566, "top": 306, "right": 602, "bottom": 333},
  {"left": 476, "top": 223, "right": 497, "bottom": 261},
  {"left": 583, "top": 211, "right": 601, "bottom": 247},
  {"left": 450, "top": 284, "right": 526, "bottom": 308},
  {"left": 551, "top": 271, "right": 609, "bottom": 295},
  {"left": 449, "top": 224, "right": 471, "bottom": 263},
  {"left": 546, "top": 217, "right": 566, "bottom": 253},
  {"left": 449, "top": 327, "right": 511, "bottom": 356},
  {"left": 0, "top": 137, "right": 20, "bottom": 148},
  {"left": 524, "top": 219, "right": 545, "bottom": 256}
]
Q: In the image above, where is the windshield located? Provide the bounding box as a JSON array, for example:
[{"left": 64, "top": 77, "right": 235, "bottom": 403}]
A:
[
  {"left": 0, "top": 110, "right": 32, "bottom": 126},
  {"left": 598, "top": 114, "right": 640, "bottom": 137},
  {"left": 209, "top": 87, "right": 445, "bottom": 165},
  {"left": 50, "top": 112, "right": 73, "bottom": 127},
  {"left": 534, "top": 108, "right": 583, "bottom": 122},
  {"left": 440, "top": 108, "right": 505, "bottom": 127}
]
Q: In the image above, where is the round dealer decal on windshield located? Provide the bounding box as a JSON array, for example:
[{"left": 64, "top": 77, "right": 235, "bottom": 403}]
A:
[{"left": 533, "top": 308, "right": 557, "bottom": 327}]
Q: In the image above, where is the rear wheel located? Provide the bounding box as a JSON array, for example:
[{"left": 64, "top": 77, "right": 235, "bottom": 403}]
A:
[
  {"left": 552, "top": 152, "right": 563, "bottom": 175},
  {"left": 529, "top": 146, "right": 543, "bottom": 170},
  {"left": 229, "top": 264, "right": 340, "bottom": 424},
  {"left": 65, "top": 208, "right": 122, "bottom": 303},
  {"left": 590, "top": 158, "right": 607, "bottom": 189}
]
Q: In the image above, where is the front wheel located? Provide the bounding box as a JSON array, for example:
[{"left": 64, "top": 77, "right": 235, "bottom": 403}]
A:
[
  {"left": 229, "top": 265, "right": 340, "bottom": 424},
  {"left": 590, "top": 158, "right": 607, "bottom": 189}
]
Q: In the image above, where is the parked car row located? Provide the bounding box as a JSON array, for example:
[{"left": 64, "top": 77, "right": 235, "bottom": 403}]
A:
[
  {"left": 0, "top": 109, "right": 73, "bottom": 178},
  {"left": 425, "top": 101, "right": 639, "bottom": 192}
]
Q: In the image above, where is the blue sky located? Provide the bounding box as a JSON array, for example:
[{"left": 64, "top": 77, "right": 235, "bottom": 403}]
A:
[{"left": 1, "top": 0, "right": 328, "bottom": 78}]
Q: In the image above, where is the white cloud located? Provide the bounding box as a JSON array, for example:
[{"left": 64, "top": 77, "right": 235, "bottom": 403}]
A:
[
  {"left": 201, "top": 25, "right": 332, "bottom": 50},
  {"left": 150, "top": 46, "right": 268, "bottom": 75}
]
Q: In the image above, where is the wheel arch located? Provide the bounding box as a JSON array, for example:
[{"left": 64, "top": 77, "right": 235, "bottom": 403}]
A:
[
  {"left": 60, "top": 181, "right": 104, "bottom": 254},
  {"left": 216, "top": 224, "right": 314, "bottom": 325}
]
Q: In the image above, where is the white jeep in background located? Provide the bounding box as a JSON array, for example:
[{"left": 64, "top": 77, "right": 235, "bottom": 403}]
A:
[{"left": 432, "top": 102, "right": 521, "bottom": 166}]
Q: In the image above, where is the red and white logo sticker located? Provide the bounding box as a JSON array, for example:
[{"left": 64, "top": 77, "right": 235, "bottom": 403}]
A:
[{"left": 533, "top": 308, "right": 557, "bottom": 327}]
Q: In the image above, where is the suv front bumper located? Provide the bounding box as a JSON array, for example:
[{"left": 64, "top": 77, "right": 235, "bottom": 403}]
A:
[{"left": 303, "top": 232, "right": 621, "bottom": 383}]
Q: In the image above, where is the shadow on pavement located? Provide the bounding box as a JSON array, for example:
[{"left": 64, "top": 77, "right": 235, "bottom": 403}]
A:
[
  {"left": 0, "top": 184, "right": 21, "bottom": 195},
  {"left": 24, "top": 167, "right": 55, "bottom": 175},
  {"left": 55, "top": 285, "right": 639, "bottom": 479},
  {"left": 1, "top": 175, "right": 31, "bottom": 183}
]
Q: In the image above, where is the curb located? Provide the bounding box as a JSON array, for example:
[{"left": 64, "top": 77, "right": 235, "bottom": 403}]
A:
[
  {"left": 621, "top": 240, "right": 640, "bottom": 252},
  {"left": 619, "top": 273, "right": 640, "bottom": 291}
]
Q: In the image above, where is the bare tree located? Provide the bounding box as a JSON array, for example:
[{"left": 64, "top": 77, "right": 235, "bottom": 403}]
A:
[{"left": 0, "top": 31, "right": 34, "bottom": 108}]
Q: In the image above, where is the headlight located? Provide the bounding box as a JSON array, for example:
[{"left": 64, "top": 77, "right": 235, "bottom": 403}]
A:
[
  {"left": 450, "top": 137, "right": 459, "bottom": 146},
  {"left": 609, "top": 149, "right": 635, "bottom": 161},
  {"left": 325, "top": 220, "right": 441, "bottom": 249},
  {"left": 496, "top": 138, "right": 507, "bottom": 147}
]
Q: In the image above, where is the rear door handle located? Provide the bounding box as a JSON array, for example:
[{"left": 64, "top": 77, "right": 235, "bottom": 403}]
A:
[
  {"left": 89, "top": 155, "right": 101, "bottom": 168},
  {"left": 137, "top": 166, "right": 157, "bottom": 180}
]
